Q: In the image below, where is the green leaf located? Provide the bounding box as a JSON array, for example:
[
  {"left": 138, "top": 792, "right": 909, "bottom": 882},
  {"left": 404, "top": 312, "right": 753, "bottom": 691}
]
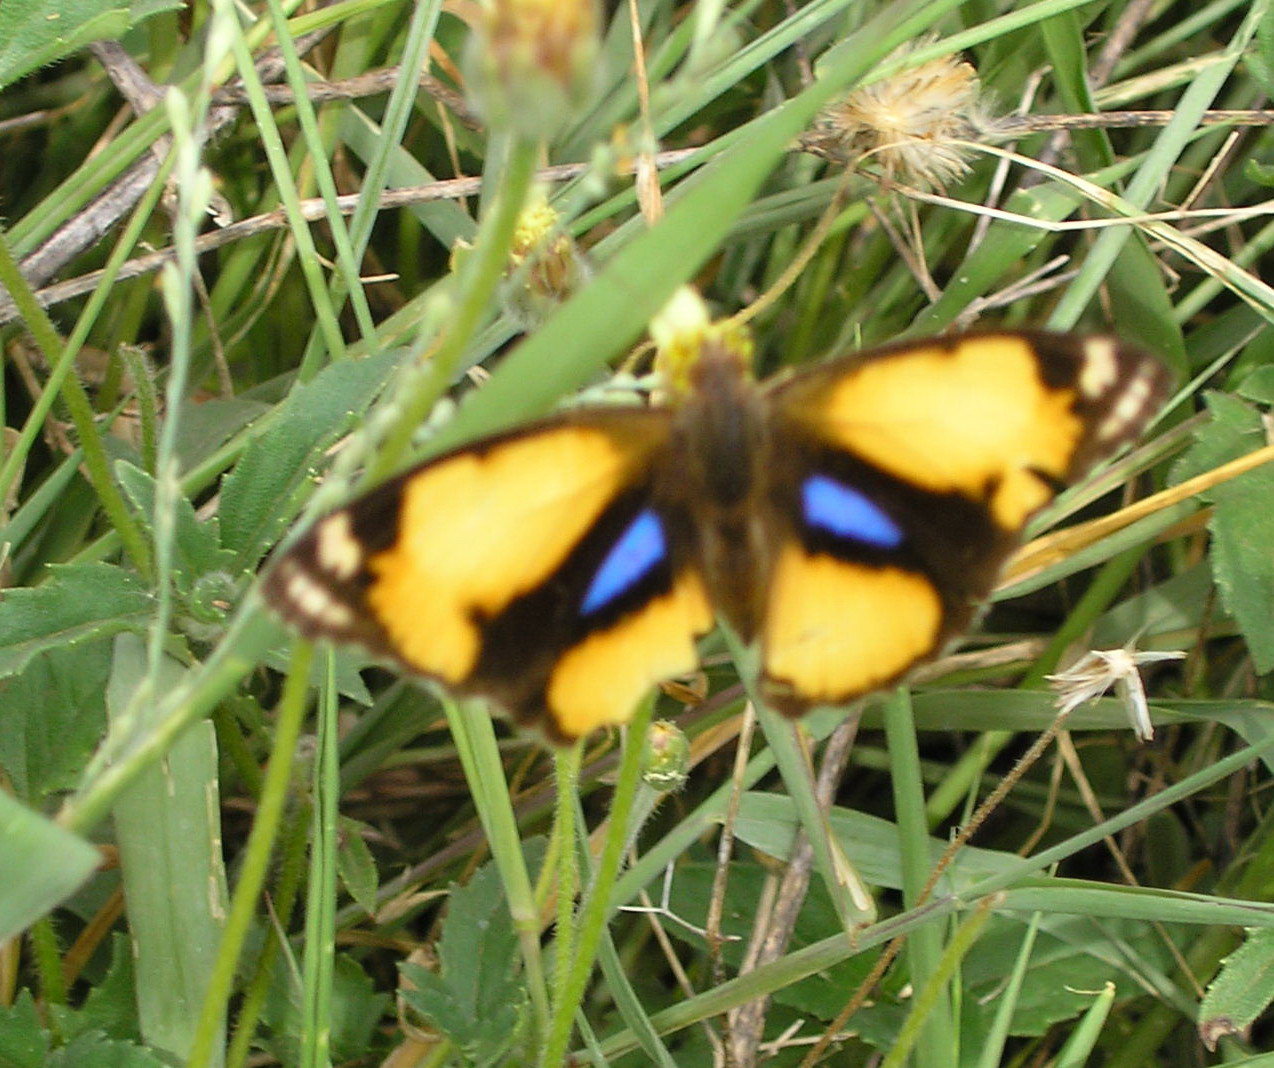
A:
[
  {"left": 0, "top": 790, "right": 100, "bottom": 944},
  {"left": 0, "top": 0, "right": 181, "bottom": 91},
  {"left": 1200, "top": 927, "right": 1274, "bottom": 1049},
  {"left": 1246, "top": 1, "right": 1274, "bottom": 97},
  {"left": 109, "top": 634, "right": 227, "bottom": 1064},
  {"left": 115, "top": 461, "right": 234, "bottom": 585},
  {"left": 1237, "top": 364, "right": 1274, "bottom": 404},
  {"left": 328, "top": 956, "right": 392, "bottom": 1063},
  {"left": 260, "top": 955, "right": 389, "bottom": 1065},
  {"left": 218, "top": 349, "right": 401, "bottom": 566},
  {"left": 0, "top": 992, "right": 49, "bottom": 1068},
  {"left": 0, "top": 642, "right": 111, "bottom": 802},
  {"left": 399, "top": 861, "right": 528, "bottom": 1067},
  {"left": 913, "top": 182, "right": 1085, "bottom": 335},
  {"left": 72, "top": 934, "right": 142, "bottom": 1043},
  {"left": 260, "top": 645, "right": 372, "bottom": 706},
  {"left": 46, "top": 1032, "right": 172, "bottom": 1068},
  {"left": 1174, "top": 392, "right": 1274, "bottom": 672},
  {"left": 734, "top": 793, "right": 1016, "bottom": 894},
  {"left": 0, "top": 564, "right": 151, "bottom": 680},
  {"left": 173, "top": 396, "right": 269, "bottom": 472},
  {"left": 336, "top": 817, "right": 380, "bottom": 917}
]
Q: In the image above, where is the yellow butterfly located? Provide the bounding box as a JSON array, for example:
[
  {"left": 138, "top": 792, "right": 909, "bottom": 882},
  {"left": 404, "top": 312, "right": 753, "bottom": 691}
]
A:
[{"left": 262, "top": 329, "right": 1168, "bottom": 743}]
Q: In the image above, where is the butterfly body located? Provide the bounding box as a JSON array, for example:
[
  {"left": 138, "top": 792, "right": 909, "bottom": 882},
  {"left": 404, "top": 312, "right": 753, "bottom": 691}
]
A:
[{"left": 263, "top": 331, "right": 1169, "bottom": 742}]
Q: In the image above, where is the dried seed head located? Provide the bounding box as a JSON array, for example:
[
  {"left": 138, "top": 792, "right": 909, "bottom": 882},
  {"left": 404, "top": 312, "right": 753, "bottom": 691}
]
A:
[
  {"left": 805, "top": 43, "right": 1005, "bottom": 189},
  {"left": 1047, "top": 647, "right": 1186, "bottom": 741}
]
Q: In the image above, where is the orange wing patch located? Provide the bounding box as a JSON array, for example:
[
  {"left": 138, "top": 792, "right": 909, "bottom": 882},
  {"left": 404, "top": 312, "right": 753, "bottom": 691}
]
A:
[
  {"left": 761, "top": 545, "right": 942, "bottom": 708},
  {"left": 795, "top": 336, "right": 1083, "bottom": 529},
  {"left": 366, "top": 426, "right": 656, "bottom": 684},
  {"left": 546, "top": 570, "right": 713, "bottom": 738}
]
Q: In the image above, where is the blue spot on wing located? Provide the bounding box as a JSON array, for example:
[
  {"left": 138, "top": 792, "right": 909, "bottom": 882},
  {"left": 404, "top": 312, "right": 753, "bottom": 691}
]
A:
[
  {"left": 802, "top": 474, "right": 903, "bottom": 549},
  {"left": 581, "top": 509, "right": 667, "bottom": 616}
]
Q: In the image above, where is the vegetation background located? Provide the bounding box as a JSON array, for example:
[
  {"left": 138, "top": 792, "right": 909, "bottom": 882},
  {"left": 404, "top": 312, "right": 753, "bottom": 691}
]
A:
[{"left": 2, "top": 0, "right": 1274, "bottom": 1065}]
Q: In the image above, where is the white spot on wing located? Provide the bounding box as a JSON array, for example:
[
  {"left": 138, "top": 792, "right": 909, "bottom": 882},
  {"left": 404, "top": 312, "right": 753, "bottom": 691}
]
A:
[
  {"left": 316, "top": 513, "right": 364, "bottom": 580},
  {"left": 1079, "top": 338, "right": 1118, "bottom": 398},
  {"left": 284, "top": 568, "right": 355, "bottom": 628},
  {"left": 1097, "top": 369, "right": 1153, "bottom": 441}
]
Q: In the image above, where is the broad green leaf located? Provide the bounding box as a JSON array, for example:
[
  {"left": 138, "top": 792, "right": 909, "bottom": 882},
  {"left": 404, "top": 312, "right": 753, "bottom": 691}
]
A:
[
  {"left": 173, "top": 396, "right": 269, "bottom": 473},
  {"left": 336, "top": 817, "right": 380, "bottom": 917},
  {"left": 734, "top": 793, "right": 1015, "bottom": 894},
  {"left": 110, "top": 634, "right": 228, "bottom": 1066},
  {"left": 1174, "top": 392, "right": 1274, "bottom": 672},
  {"left": 962, "top": 915, "right": 1157, "bottom": 1044},
  {"left": 327, "top": 957, "right": 392, "bottom": 1064},
  {"left": 0, "top": 790, "right": 100, "bottom": 944},
  {"left": 67, "top": 934, "right": 141, "bottom": 1043},
  {"left": 260, "top": 646, "right": 372, "bottom": 706},
  {"left": 218, "top": 349, "right": 401, "bottom": 565},
  {"left": 1237, "top": 364, "right": 1274, "bottom": 404},
  {"left": 436, "top": 861, "right": 523, "bottom": 1014},
  {"left": 260, "top": 955, "right": 389, "bottom": 1065},
  {"left": 46, "top": 1032, "right": 172, "bottom": 1068},
  {"left": 0, "top": 642, "right": 111, "bottom": 802},
  {"left": 0, "top": 564, "right": 151, "bottom": 679},
  {"left": 0, "top": 0, "right": 181, "bottom": 90}
]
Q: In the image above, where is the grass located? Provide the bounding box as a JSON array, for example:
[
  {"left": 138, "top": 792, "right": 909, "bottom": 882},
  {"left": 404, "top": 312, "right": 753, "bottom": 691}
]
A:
[{"left": 2, "top": 0, "right": 1274, "bottom": 1065}]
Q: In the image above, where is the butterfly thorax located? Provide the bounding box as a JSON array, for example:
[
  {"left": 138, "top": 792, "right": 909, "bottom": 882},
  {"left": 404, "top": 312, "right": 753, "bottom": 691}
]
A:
[{"left": 666, "top": 346, "right": 772, "bottom": 640}]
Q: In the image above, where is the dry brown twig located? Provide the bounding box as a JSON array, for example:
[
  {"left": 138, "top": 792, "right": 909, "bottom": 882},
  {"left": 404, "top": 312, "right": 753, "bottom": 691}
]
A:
[{"left": 6, "top": 26, "right": 334, "bottom": 301}]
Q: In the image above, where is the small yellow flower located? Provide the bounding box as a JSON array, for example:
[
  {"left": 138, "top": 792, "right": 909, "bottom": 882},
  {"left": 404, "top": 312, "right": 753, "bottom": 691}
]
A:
[
  {"left": 450, "top": 194, "right": 588, "bottom": 326},
  {"left": 650, "top": 287, "right": 753, "bottom": 401},
  {"left": 506, "top": 196, "right": 588, "bottom": 325}
]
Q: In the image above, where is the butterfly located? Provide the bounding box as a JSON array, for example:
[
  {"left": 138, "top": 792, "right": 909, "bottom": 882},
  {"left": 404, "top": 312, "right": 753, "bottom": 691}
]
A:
[{"left": 262, "top": 329, "right": 1169, "bottom": 744}]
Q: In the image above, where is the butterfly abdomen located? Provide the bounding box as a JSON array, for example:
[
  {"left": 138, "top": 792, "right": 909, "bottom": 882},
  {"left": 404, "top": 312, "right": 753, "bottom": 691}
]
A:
[{"left": 669, "top": 350, "right": 775, "bottom": 638}]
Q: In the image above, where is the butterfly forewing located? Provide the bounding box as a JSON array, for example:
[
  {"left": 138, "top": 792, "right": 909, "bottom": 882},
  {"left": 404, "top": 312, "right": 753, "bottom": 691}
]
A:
[{"left": 263, "top": 408, "right": 714, "bottom": 742}]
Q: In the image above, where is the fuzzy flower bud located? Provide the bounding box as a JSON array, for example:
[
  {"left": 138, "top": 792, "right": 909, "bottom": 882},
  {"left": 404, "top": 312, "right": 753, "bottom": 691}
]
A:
[
  {"left": 465, "top": 0, "right": 600, "bottom": 140},
  {"left": 450, "top": 193, "right": 588, "bottom": 326},
  {"left": 642, "top": 720, "right": 690, "bottom": 792}
]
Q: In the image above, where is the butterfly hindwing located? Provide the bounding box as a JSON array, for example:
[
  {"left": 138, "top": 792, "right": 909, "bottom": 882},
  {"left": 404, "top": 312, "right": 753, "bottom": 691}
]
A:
[
  {"left": 263, "top": 410, "right": 713, "bottom": 742},
  {"left": 755, "top": 331, "right": 1170, "bottom": 713}
]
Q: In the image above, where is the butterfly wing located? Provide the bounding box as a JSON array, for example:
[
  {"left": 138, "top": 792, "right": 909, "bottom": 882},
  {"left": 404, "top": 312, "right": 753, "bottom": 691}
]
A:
[
  {"left": 755, "top": 331, "right": 1170, "bottom": 714},
  {"left": 262, "top": 410, "right": 714, "bottom": 742}
]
